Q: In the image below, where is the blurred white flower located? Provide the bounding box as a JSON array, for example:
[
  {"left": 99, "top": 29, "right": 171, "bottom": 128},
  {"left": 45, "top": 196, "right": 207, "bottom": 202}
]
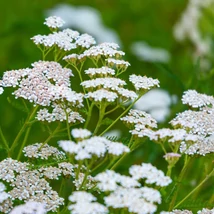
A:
[
  {"left": 173, "top": 0, "right": 214, "bottom": 70},
  {"left": 134, "top": 89, "right": 177, "bottom": 122},
  {"left": 46, "top": 4, "right": 121, "bottom": 45},
  {"left": 131, "top": 42, "right": 171, "bottom": 63}
]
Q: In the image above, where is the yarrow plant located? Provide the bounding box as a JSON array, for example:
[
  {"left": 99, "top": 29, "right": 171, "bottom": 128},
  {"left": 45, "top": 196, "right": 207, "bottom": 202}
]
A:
[{"left": 0, "top": 16, "right": 213, "bottom": 213}]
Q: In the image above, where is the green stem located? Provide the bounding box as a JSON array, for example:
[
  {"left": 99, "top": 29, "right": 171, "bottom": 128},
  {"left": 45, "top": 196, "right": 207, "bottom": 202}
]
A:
[
  {"left": 0, "top": 127, "right": 9, "bottom": 151},
  {"left": 174, "top": 168, "right": 214, "bottom": 209},
  {"left": 72, "top": 64, "right": 90, "bottom": 109},
  {"left": 169, "top": 155, "right": 191, "bottom": 210},
  {"left": 75, "top": 160, "right": 83, "bottom": 182},
  {"left": 109, "top": 136, "right": 134, "bottom": 170},
  {"left": 9, "top": 105, "right": 39, "bottom": 155},
  {"left": 110, "top": 153, "right": 127, "bottom": 170},
  {"left": 65, "top": 110, "right": 72, "bottom": 141},
  {"left": 57, "top": 178, "right": 66, "bottom": 214},
  {"left": 105, "top": 104, "right": 121, "bottom": 115},
  {"left": 17, "top": 126, "right": 31, "bottom": 160},
  {"left": 84, "top": 103, "right": 94, "bottom": 129},
  {"left": 91, "top": 156, "right": 108, "bottom": 173},
  {"left": 93, "top": 104, "right": 106, "bottom": 135},
  {"left": 99, "top": 95, "right": 142, "bottom": 136},
  {"left": 39, "top": 123, "right": 61, "bottom": 149},
  {"left": 166, "top": 165, "right": 173, "bottom": 177}
]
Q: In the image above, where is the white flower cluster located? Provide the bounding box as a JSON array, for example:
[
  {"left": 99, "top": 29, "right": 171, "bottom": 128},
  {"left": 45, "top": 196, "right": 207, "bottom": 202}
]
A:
[
  {"left": 129, "top": 163, "right": 172, "bottom": 186},
  {"left": 0, "top": 158, "right": 64, "bottom": 213},
  {"left": 85, "top": 89, "right": 118, "bottom": 102},
  {"left": 81, "top": 72, "right": 137, "bottom": 102},
  {"left": 121, "top": 109, "right": 157, "bottom": 130},
  {"left": 129, "top": 74, "right": 160, "bottom": 91},
  {"left": 23, "top": 143, "right": 65, "bottom": 160},
  {"left": 161, "top": 208, "right": 214, "bottom": 214},
  {"left": 104, "top": 187, "right": 159, "bottom": 214},
  {"left": 64, "top": 41, "right": 137, "bottom": 104},
  {"left": 93, "top": 163, "right": 171, "bottom": 214},
  {"left": 182, "top": 90, "right": 214, "bottom": 108},
  {"left": 59, "top": 133, "right": 130, "bottom": 160},
  {"left": 0, "top": 61, "right": 84, "bottom": 107},
  {"left": 33, "top": 17, "right": 96, "bottom": 51},
  {"left": 68, "top": 191, "right": 108, "bottom": 214},
  {"left": 44, "top": 16, "right": 65, "bottom": 29},
  {"left": 121, "top": 109, "right": 158, "bottom": 139},
  {"left": 36, "top": 103, "right": 84, "bottom": 123},
  {"left": 161, "top": 210, "right": 193, "bottom": 214},
  {"left": 197, "top": 208, "right": 214, "bottom": 214},
  {"left": 106, "top": 58, "right": 130, "bottom": 69},
  {"left": 10, "top": 201, "right": 46, "bottom": 214},
  {"left": 71, "top": 128, "right": 92, "bottom": 139},
  {"left": 0, "top": 182, "right": 10, "bottom": 203},
  {"left": 84, "top": 66, "right": 115, "bottom": 78},
  {"left": 94, "top": 170, "right": 140, "bottom": 191},
  {"left": 0, "top": 158, "right": 28, "bottom": 182},
  {"left": 79, "top": 42, "right": 125, "bottom": 59},
  {"left": 32, "top": 29, "right": 79, "bottom": 51},
  {"left": 75, "top": 33, "right": 96, "bottom": 48},
  {"left": 170, "top": 109, "right": 214, "bottom": 136},
  {"left": 81, "top": 77, "right": 126, "bottom": 90},
  {"left": 130, "top": 90, "right": 214, "bottom": 156}
]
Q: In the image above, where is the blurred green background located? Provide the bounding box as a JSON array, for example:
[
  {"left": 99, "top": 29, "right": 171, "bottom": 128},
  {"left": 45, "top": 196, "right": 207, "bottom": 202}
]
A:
[{"left": 0, "top": 0, "right": 214, "bottom": 211}]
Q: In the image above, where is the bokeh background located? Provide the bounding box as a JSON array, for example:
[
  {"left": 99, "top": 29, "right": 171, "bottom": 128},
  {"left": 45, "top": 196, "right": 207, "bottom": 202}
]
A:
[{"left": 0, "top": 0, "right": 214, "bottom": 211}]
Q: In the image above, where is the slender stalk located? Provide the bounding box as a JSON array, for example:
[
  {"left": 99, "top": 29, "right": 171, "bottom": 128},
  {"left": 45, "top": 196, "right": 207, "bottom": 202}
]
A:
[
  {"left": 57, "top": 178, "right": 66, "bottom": 214},
  {"left": 174, "top": 168, "right": 214, "bottom": 209},
  {"left": 17, "top": 126, "right": 31, "bottom": 160},
  {"left": 0, "top": 127, "right": 9, "bottom": 151},
  {"left": 166, "top": 165, "right": 173, "bottom": 177},
  {"left": 169, "top": 155, "right": 191, "bottom": 210},
  {"left": 9, "top": 105, "right": 39, "bottom": 155},
  {"left": 109, "top": 136, "right": 134, "bottom": 170},
  {"left": 84, "top": 103, "right": 94, "bottom": 129},
  {"left": 99, "top": 95, "right": 142, "bottom": 136},
  {"left": 39, "top": 123, "right": 61, "bottom": 149},
  {"left": 65, "top": 110, "right": 72, "bottom": 141},
  {"left": 110, "top": 153, "right": 127, "bottom": 170},
  {"left": 93, "top": 104, "right": 106, "bottom": 135},
  {"left": 72, "top": 64, "right": 90, "bottom": 109},
  {"left": 91, "top": 156, "right": 108, "bottom": 173},
  {"left": 105, "top": 104, "right": 121, "bottom": 115}
]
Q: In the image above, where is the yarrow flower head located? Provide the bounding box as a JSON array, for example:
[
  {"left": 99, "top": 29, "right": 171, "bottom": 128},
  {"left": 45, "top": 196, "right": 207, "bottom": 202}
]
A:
[
  {"left": 94, "top": 162, "right": 170, "bottom": 214},
  {"left": 23, "top": 143, "right": 65, "bottom": 160},
  {"left": 71, "top": 128, "right": 92, "bottom": 140},
  {"left": 182, "top": 90, "right": 214, "bottom": 108},
  {"left": 121, "top": 109, "right": 157, "bottom": 132},
  {"left": 10, "top": 201, "right": 46, "bottom": 214},
  {"left": 0, "top": 158, "right": 64, "bottom": 212},
  {"left": 129, "top": 74, "right": 160, "bottom": 91},
  {"left": 0, "top": 182, "right": 10, "bottom": 204},
  {"left": 84, "top": 66, "right": 115, "bottom": 78},
  {"left": 68, "top": 191, "right": 108, "bottom": 214},
  {"left": 59, "top": 134, "right": 130, "bottom": 160},
  {"left": 44, "top": 16, "right": 65, "bottom": 29},
  {"left": 129, "top": 163, "right": 172, "bottom": 187}
]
